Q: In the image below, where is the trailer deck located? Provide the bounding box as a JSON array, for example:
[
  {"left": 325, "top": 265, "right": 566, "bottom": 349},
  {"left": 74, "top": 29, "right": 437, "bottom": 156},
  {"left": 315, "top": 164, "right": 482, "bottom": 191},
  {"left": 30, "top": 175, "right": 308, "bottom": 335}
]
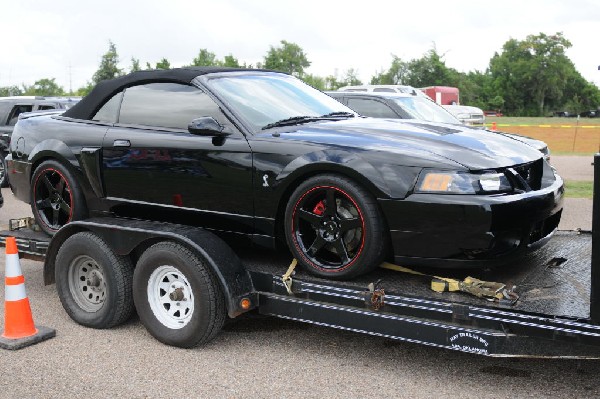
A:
[
  {"left": 5, "top": 225, "right": 597, "bottom": 357},
  {"left": 239, "top": 230, "right": 590, "bottom": 319}
]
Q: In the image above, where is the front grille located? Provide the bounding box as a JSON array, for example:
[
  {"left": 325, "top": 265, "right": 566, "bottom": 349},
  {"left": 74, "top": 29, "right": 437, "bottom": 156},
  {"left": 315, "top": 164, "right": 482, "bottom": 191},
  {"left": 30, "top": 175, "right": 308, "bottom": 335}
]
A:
[
  {"left": 512, "top": 159, "right": 543, "bottom": 190},
  {"left": 529, "top": 210, "right": 562, "bottom": 243}
]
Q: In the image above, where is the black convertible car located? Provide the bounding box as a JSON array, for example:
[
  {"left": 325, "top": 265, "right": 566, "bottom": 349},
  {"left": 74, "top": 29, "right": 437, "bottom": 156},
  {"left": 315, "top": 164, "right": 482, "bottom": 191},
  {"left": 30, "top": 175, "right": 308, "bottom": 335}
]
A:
[{"left": 7, "top": 67, "right": 564, "bottom": 279}]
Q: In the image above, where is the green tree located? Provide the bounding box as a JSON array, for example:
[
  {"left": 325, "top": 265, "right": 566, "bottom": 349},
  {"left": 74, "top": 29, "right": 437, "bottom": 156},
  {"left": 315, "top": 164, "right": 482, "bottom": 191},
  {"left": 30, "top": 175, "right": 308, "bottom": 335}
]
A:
[
  {"left": 130, "top": 57, "right": 141, "bottom": 72},
  {"left": 489, "top": 32, "right": 574, "bottom": 115},
  {"left": 91, "top": 40, "right": 123, "bottom": 85},
  {"left": 0, "top": 86, "right": 23, "bottom": 96},
  {"left": 155, "top": 58, "right": 171, "bottom": 70},
  {"left": 222, "top": 54, "right": 240, "bottom": 68},
  {"left": 191, "top": 49, "right": 220, "bottom": 66},
  {"left": 302, "top": 74, "right": 326, "bottom": 90},
  {"left": 370, "top": 57, "right": 408, "bottom": 85},
  {"left": 23, "top": 78, "right": 65, "bottom": 96},
  {"left": 263, "top": 40, "right": 311, "bottom": 77}
]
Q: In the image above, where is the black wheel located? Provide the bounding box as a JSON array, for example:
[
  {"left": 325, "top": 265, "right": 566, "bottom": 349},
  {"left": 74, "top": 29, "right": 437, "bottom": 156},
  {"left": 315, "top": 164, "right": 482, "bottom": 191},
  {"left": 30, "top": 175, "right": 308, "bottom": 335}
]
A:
[
  {"left": 31, "top": 159, "right": 87, "bottom": 235},
  {"left": 0, "top": 153, "right": 8, "bottom": 188},
  {"left": 133, "top": 241, "right": 226, "bottom": 348},
  {"left": 284, "top": 174, "right": 388, "bottom": 279},
  {"left": 55, "top": 232, "right": 135, "bottom": 328}
]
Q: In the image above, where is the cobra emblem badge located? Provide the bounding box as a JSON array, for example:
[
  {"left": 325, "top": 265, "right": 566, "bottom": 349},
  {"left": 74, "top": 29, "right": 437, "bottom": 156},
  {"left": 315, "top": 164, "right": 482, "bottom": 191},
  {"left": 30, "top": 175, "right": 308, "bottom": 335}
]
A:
[{"left": 262, "top": 174, "right": 269, "bottom": 187}]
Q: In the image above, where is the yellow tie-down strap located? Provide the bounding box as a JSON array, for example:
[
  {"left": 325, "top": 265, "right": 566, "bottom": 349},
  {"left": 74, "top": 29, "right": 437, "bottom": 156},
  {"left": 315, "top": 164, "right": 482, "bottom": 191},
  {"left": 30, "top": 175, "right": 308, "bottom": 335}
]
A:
[{"left": 380, "top": 262, "right": 519, "bottom": 305}]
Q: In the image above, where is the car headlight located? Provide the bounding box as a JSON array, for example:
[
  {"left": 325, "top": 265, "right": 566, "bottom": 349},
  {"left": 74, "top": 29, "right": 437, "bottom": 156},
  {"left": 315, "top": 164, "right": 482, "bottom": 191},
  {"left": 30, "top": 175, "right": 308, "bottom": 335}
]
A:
[
  {"left": 416, "top": 170, "right": 512, "bottom": 194},
  {"left": 456, "top": 113, "right": 470, "bottom": 119}
]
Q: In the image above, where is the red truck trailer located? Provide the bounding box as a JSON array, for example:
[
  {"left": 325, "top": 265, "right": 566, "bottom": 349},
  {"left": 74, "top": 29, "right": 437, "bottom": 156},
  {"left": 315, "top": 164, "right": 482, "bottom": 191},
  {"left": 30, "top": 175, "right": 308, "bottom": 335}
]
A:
[{"left": 421, "top": 86, "right": 460, "bottom": 105}]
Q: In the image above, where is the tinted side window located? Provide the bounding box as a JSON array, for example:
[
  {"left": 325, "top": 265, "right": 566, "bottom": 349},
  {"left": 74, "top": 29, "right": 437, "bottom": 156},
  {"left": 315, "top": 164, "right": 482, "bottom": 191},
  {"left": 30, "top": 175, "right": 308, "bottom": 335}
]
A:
[
  {"left": 346, "top": 98, "right": 398, "bottom": 119},
  {"left": 119, "top": 83, "right": 228, "bottom": 130},
  {"left": 93, "top": 91, "right": 123, "bottom": 123},
  {"left": 7, "top": 104, "right": 34, "bottom": 126},
  {"left": 37, "top": 105, "right": 57, "bottom": 111}
]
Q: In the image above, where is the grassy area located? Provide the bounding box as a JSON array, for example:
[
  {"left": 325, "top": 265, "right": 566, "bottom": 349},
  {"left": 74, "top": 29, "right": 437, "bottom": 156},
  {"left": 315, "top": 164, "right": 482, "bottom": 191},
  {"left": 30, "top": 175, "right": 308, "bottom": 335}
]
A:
[
  {"left": 565, "top": 180, "right": 594, "bottom": 199},
  {"left": 481, "top": 117, "right": 600, "bottom": 154}
]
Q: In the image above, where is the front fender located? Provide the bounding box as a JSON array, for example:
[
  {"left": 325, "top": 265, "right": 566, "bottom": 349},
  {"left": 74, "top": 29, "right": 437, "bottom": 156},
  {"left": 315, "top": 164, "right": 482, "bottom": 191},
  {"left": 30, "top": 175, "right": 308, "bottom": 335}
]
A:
[{"left": 276, "top": 149, "right": 392, "bottom": 198}]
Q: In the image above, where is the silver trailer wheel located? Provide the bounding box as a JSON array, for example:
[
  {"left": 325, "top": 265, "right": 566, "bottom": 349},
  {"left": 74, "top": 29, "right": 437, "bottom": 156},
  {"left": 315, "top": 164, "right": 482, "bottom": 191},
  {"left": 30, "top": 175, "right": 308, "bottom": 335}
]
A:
[
  {"left": 68, "top": 255, "right": 107, "bottom": 312},
  {"left": 147, "top": 265, "right": 195, "bottom": 329}
]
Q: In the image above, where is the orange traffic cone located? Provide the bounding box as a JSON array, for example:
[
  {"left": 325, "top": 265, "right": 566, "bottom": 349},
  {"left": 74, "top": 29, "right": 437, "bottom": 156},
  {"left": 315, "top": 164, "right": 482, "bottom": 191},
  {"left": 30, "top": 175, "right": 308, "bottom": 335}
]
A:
[
  {"left": 0, "top": 237, "right": 55, "bottom": 350},
  {"left": 491, "top": 122, "right": 497, "bottom": 131}
]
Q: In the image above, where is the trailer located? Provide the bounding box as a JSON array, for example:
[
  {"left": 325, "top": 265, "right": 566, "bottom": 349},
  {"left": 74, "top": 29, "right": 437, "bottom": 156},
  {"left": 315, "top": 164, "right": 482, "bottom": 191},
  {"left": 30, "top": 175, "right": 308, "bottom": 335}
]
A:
[{"left": 2, "top": 155, "right": 599, "bottom": 358}]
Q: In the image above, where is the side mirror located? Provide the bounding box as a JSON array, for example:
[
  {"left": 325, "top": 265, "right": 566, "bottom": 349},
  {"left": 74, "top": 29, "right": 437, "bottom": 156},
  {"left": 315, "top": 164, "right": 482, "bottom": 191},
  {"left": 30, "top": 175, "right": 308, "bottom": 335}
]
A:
[{"left": 188, "top": 117, "right": 231, "bottom": 136}]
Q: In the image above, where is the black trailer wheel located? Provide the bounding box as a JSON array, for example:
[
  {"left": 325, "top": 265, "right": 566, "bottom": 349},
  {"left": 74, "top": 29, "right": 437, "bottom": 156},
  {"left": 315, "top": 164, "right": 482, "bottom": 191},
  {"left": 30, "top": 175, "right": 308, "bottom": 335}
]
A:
[
  {"left": 133, "top": 241, "right": 226, "bottom": 348},
  {"left": 31, "top": 159, "right": 87, "bottom": 235},
  {"left": 55, "top": 232, "right": 135, "bottom": 328},
  {"left": 0, "top": 153, "right": 8, "bottom": 188},
  {"left": 284, "top": 174, "right": 388, "bottom": 279}
]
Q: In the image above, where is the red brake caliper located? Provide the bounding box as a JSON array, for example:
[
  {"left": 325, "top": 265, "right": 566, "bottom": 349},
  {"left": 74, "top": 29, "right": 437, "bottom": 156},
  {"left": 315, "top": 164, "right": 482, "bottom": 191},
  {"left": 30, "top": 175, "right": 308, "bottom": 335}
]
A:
[{"left": 313, "top": 200, "right": 325, "bottom": 216}]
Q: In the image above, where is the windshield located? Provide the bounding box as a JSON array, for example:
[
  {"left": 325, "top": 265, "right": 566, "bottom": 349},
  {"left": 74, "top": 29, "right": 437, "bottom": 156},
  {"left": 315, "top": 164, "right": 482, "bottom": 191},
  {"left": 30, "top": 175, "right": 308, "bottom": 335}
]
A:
[
  {"left": 392, "top": 97, "right": 460, "bottom": 124},
  {"left": 205, "top": 73, "right": 355, "bottom": 131}
]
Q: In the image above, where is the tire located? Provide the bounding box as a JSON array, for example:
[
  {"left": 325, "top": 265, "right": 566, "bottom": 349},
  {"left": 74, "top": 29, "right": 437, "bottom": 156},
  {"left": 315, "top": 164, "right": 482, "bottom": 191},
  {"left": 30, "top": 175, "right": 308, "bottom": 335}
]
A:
[
  {"left": 284, "top": 174, "right": 388, "bottom": 280},
  {"left": 55, "top": 232, "right": 135, "bottom": 328},
  {"left": 31, "top": 159, "right": 88, "bottom": 235},
  {"left": 133, "top": 241, "right": 226, "bottom": 348},
  {"left": 0, "top": 153, "right": 8, "bottom": 188}
]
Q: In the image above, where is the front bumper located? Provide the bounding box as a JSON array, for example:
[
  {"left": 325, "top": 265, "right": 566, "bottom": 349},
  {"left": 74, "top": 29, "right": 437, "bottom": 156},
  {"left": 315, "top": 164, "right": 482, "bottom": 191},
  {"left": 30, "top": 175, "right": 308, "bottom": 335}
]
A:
[{"left": 379, "top": 173, "right": 564, "bottom": 268}]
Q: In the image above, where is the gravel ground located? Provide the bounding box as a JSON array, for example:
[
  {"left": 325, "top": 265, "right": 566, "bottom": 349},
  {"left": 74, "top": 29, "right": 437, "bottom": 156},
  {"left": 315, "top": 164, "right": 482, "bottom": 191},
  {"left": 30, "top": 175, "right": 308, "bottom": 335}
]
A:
[{"left": 0, "top": 155, "right": 597, "bottom": 398}]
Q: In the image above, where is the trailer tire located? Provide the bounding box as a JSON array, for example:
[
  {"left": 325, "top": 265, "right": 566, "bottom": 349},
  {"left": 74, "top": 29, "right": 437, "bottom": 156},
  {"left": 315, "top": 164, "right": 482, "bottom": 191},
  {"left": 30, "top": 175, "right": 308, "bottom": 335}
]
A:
[
  {"left": 55, "top": 232, "right": 135, "bottom": 328},
  {"left": 133, "top": 241, "right": 226, "bottom": 348}
]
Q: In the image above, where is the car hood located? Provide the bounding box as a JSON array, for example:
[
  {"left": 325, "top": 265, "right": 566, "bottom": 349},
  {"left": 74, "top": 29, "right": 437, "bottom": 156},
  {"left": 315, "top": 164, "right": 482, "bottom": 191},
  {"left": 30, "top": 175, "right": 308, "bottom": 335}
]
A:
[
  {"left": 270, "top": 117, "right": 543, "bottom": 170},
  {"left": 494, "top": 130, "right": 548, "bottom": 153}
]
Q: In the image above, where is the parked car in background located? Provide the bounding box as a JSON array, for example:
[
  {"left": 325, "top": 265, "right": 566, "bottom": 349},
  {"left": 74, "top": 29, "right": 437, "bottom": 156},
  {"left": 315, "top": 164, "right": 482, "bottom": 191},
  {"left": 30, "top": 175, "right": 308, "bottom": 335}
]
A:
[
  {"left": 327, "top": 91, "right": 550, "bottom": 158},
  {"left": 441, "top": 104, "right": 485, "bottom": 126},
  {"left": 484, "top": 110, "right": 504, "bottom": 117},
  {"left": 337, "top": 84, "right": 485, "bottom": 126},
  {"left": 579, "top": 110, "right": 598, "bottom": 118},
  {"left": 337, "top": 84, "right": 423, "bottom": 95},
  {"left": 552, "top": 111, "right": 571, "bottom": 117},
  {"left": 0, "top": 96, "right": 81, "bottom": 186},
  {"left": 327, "top": 91, "right": 459, "bottom": 123}
]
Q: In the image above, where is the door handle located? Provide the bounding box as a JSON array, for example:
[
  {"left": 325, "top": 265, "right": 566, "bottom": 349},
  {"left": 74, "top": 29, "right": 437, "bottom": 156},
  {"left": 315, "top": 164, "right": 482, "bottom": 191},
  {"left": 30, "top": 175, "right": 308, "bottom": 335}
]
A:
[{"left": 113, "top": 139, "right": 131, "bottom": 147}]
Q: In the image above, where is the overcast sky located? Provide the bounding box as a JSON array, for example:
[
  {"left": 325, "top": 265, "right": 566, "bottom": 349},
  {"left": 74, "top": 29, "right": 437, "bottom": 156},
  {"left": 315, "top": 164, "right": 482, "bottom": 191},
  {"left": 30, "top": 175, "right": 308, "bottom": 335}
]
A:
[{"left": 2, "top": 0, "right": 599, "bottom": 92}]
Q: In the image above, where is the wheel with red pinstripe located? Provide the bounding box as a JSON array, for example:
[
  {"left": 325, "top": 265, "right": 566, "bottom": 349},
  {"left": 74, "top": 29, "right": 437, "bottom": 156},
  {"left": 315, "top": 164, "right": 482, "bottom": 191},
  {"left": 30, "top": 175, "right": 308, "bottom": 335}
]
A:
[
  {"left": 284, "top": 174, "right": 388, "bottom": 280},
  {"left": 30, "top": 159, "right": 88, "bottom": 235}
]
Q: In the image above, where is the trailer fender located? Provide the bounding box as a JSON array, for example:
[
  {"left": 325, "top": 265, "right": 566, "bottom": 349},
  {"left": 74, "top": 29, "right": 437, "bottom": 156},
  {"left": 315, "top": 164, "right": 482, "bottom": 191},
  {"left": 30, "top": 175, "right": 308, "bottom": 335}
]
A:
[{"left": 44, "top": 218, "right": 256, "bottom": 318}]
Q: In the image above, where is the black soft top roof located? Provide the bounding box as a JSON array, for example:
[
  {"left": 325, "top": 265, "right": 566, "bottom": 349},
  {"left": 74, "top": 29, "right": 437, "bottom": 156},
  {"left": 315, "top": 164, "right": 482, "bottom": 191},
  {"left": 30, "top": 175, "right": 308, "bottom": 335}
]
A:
[{"left": 63, "top": 67, "right": 270, "bottom": 120}]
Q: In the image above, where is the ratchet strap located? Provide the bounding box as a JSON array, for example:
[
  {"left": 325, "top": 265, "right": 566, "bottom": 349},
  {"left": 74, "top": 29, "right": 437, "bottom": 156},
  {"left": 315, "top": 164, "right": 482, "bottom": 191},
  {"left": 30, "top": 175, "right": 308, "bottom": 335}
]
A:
[
  {"left": 281, "top": 259, "right": 298, "bottom": 295},
  {"left": 9, "top": 217, "right": 40, "bottom": 232},
  {"left": 380, "top": 262, "right": 519, "bottom": 305},
  {"left": 280, "top": 258, "right": 518, "bottom": 305}
]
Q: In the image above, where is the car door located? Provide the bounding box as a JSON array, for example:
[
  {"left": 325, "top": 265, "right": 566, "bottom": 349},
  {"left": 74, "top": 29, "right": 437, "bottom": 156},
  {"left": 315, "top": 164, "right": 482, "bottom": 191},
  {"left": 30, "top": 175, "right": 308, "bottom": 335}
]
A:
[{"left": 100, "top": 82, "right": 254, "bottom": 234}]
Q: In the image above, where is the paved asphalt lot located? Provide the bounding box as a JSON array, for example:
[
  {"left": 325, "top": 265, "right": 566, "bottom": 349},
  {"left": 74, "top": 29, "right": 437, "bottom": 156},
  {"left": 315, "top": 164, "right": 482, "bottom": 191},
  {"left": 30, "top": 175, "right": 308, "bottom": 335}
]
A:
[{"left": 0, "top": 155, "right": 598, "bottom": 398}]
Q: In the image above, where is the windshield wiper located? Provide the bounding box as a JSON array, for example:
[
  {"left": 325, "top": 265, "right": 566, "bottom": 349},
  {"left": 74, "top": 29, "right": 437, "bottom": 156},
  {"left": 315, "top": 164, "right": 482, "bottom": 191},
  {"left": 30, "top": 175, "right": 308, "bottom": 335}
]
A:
[
  {"left": 262, "top": 112, "right": 356, "bottom": 130},
  {"left": 262, "top": 116, "right": 323, "bottom": 130},
  {"left": 320, "top": 111, "right": 355, "bottom": 118}
]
